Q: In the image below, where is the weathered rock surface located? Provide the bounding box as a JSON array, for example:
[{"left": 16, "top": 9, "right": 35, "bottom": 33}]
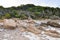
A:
[
  {"left": 17, "top": 20, "right": 41, "bottom": 34},
  {"left": 3, "top": 19, "right": 17, "bottom": 29},
  {"left": 0, "top": 19, "right": 60, "bottom": 40},
  {"left": 44, "top": 30, "right": 60, "bottom": 38},
  {"left": 26, "top": 24, "right": 41, "bottom": 34},
  {"left": 47, "top": 21, "right": 60, "bottom": 28}
]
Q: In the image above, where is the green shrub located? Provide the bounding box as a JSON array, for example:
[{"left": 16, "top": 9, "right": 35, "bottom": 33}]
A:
[{"left": 4, "top": 13, "right": 11, "bottom": 19}]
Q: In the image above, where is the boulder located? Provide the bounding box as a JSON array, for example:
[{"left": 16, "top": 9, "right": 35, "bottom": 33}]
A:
[
  {"left": 47, "top": 21, "right": 60, "bottom": 28},
  {"left": 3, "top": 19, "right": 17, "bottom": 29}
]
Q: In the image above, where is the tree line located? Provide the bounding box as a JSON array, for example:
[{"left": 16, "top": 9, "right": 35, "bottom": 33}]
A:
[{"left": 0, "top": 4, "right": 60, "bottom": 19}]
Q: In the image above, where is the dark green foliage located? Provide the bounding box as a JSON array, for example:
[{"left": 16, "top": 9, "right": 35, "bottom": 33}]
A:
[
  {"left": 19, "top": 14, "right": 28, "bottom": 19},
  {"left": 0, "top": 4, "right": 60, "bottom": 19}
]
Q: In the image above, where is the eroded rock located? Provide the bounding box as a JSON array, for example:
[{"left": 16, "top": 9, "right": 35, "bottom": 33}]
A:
[
  {"left": 44, "top": 30, "right": 60, "bottom": 38},
  {"left": 3, "top": 19, "right": 17, "bottom": 29},
  {"left": 47, "top": 21, "right": 60, "bottom": 28},
  {"left": 26, "top": 24, "right": 41, "bottom": 34}
]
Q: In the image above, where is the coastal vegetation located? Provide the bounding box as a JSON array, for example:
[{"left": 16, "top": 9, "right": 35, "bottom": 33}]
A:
[{"left": 0, "top": 4, "right": 60, "bottom": 19}]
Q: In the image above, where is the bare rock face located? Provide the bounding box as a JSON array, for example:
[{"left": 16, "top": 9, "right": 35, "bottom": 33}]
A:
[
  {"left": 44, "top": 30, "right": 60, "bottom": 38},
  {"left": 47, "top": 21, "right": 60, "bottom": 28},
  {"left": 3, "top": 19, "right": 17, "bottom": 29},
  {"left": 26, "top": 24, "right": 41, "bottom": 34},
  {"left": 16, "top": 19, "right": 41, "bottom": 34}
]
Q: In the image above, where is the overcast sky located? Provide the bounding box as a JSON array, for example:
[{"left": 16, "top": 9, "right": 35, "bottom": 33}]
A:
[{"left": 0, "top": 0, "right": 60, "bottom": 8}]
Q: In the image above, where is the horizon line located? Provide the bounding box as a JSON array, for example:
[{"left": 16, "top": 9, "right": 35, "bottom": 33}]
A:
[{"left": 0, "top": 4, "right": 59, "bottom": 8}]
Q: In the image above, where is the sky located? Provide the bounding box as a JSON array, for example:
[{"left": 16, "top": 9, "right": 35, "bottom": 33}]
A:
[{"left": 0, "top": 0, "right": 60, "bottom": 8}]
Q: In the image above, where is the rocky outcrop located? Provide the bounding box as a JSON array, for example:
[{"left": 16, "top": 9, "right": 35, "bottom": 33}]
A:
[
  {"left": 0, "top": 19, "right": 60, "bottom": 40},
  {"left": 26, "top": 24, "right": 41, "bottom": 34},
  {"left": 44, "top": 30, "right": 60, "bottom": 38},
  {"left": 3, "top": 19, "right": 17, "bottom": 29},
  {"left": 47, "top": 21, "right": 60, "bottom": 28},
  {"left": 17, "top": 20, "right": 41, "bottom": 34}
]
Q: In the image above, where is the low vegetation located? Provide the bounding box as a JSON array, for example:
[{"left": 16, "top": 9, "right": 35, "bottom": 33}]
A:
[{"left": 0, "top": 4, "right": 60, "bottom": 19}]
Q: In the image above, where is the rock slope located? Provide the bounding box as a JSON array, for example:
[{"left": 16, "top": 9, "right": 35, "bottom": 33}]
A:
[{"left": 0, "top": 19, "right": 60, "bottom": 40}]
